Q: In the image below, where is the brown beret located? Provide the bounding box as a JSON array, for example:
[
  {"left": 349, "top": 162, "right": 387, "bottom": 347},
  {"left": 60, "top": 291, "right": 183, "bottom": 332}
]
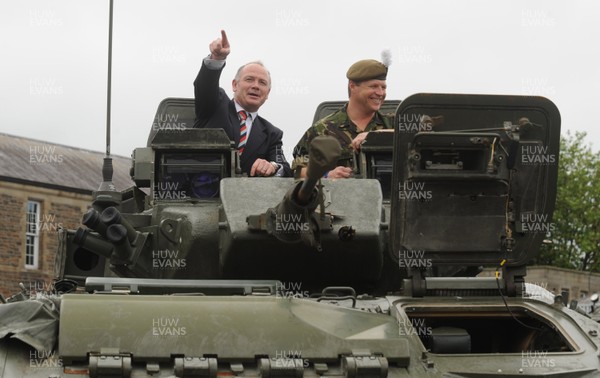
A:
[{"left": 346, "top": 59, "right": 388, "bottom": 81}]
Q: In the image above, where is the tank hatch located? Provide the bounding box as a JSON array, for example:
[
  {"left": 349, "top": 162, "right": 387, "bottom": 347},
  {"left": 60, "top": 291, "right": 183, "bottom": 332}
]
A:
[{"left": 390, "top": 93, "right": 560, "bottom": 294}]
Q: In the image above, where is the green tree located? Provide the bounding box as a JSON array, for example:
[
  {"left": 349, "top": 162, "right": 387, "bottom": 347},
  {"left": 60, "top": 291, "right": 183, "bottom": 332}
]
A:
[{"left": 536, "top": 132, "right": 600, "bottom": 270}]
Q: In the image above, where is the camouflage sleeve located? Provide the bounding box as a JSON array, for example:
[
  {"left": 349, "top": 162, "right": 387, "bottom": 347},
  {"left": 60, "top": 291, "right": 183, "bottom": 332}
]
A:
[
  {"left": 291, "top": 126, "right": 318, "bottom": 171},
  {"left": 384, "top": 112, "right": 395, "bottom": 128},
  {"left": 291, "top": 110, "right": 344, "bottom": 173}
]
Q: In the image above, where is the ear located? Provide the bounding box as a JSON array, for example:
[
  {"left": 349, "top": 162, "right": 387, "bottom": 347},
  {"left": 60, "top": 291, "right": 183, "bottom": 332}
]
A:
[{"left": 232, "top": 79, "right": 238, "bottom": 92}]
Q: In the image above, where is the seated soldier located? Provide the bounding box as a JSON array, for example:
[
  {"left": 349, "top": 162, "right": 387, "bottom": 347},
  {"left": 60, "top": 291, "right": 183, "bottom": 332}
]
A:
[{"left": 292, "top": 58, "right": 394, "bottom": 178}]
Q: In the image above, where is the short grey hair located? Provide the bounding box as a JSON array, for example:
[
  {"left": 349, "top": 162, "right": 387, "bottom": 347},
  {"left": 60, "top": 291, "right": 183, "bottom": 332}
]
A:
[{"left": 234, "top": 61, "right": 272, "bottom": 88}]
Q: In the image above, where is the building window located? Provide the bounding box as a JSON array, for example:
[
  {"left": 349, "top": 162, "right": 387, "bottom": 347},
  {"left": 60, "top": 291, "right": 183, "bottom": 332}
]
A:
[{"left": 25, "top": 200, "right": 40, "bottom": 269}]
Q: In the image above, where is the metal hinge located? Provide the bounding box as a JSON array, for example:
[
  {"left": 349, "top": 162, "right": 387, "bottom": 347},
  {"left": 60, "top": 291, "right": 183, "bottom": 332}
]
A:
[
  {"left": 258, "top": 357, "right": 304, "bottom": 378},
  {"left": 174, "top": 356, "right": 218, "bottom": 377},
  {"left": 342, "top": 351, "right": 388, "bottom": 378},
  {"left": 88, "top": 348, "right": 132, "bottom": 378}
]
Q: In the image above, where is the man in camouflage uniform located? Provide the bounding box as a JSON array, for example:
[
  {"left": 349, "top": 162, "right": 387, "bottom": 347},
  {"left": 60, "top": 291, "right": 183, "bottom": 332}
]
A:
[{"left": 292, "top": 59, "right": 393, "bottom": 178}]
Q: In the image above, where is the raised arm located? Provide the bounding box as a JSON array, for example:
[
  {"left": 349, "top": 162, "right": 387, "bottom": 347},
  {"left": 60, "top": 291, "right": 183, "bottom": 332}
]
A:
[{"left": 193, "top": 30, "right": 230, "bottom": 127}]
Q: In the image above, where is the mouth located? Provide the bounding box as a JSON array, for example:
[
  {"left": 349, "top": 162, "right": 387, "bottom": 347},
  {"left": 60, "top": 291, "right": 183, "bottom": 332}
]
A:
[{"left": 248, "top": 92, "right": 260, "bottom": 100}]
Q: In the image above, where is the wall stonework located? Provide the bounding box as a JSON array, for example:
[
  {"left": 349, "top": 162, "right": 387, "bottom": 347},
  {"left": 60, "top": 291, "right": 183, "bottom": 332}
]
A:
[
  {"left": 480, "top": 265, "right": 600, "bottom": 303},
  {"left": 0, "top": 181, "right": 90, "bottom": 298},
  {"left": 525, "top": 266, "right": 600, "bottom": 301}
]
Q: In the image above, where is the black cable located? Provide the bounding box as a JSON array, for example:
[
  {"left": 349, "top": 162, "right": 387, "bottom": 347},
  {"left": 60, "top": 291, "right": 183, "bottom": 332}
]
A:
[{"left": 495, "top": 260, "right": 544, "bottom": 332}]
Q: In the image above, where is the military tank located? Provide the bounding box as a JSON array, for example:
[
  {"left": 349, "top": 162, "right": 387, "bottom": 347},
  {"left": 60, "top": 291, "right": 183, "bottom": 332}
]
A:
[{"left": 2, "top": 93, "right": 600, "bottom": 377}]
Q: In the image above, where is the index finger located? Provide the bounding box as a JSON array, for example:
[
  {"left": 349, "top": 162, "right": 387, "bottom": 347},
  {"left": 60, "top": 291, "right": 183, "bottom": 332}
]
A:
[{"left": 220, "top": 30, "right": 230, "bottom": 48}]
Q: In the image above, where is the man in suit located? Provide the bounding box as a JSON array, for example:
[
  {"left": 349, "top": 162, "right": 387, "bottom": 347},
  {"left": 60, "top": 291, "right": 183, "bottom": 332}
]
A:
[{"left": 193, "top": 30, "right": 291, "bottom": 177}]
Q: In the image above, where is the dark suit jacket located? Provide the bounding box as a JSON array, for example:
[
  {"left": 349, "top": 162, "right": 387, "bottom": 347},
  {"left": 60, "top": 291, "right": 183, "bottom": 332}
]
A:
[{"left": 193, "top": 62, "right": 291, "bottom": 177}]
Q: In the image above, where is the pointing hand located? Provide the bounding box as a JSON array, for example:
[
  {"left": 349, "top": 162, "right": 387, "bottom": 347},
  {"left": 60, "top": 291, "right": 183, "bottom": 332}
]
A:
[{"left": 209, "top": 30, "right": 230, "bottom": 60}]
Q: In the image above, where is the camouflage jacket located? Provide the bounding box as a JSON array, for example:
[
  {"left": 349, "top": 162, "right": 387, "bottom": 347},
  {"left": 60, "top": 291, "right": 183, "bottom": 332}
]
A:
[{"left": 292, "top": 104, "right": 394, "bottom": 171}]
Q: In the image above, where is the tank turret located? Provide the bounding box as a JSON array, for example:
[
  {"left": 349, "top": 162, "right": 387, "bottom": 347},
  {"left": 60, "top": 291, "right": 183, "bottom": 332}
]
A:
[{"left": 5, "top": 94, "right": 598, "bottom": 378}]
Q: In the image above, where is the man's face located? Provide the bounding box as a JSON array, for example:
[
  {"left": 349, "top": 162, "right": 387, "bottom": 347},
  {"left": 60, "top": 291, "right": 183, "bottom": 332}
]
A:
[
  {"left": 350, "top": 79, "right": 387, "bottom": 113},
  {"left": 232, "top": 63, "right": 271, "bottom": 112}
]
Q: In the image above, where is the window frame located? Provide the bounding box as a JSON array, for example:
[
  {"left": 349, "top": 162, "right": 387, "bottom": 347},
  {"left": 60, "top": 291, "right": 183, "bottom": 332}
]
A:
[{"left": 25, "top": 200, "right": 41, "bottom": 269}]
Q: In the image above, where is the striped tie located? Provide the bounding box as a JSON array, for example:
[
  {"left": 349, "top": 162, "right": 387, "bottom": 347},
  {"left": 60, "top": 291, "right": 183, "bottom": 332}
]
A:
[{"left": 238, "top": 110, "right": 249, "bottom": 155}]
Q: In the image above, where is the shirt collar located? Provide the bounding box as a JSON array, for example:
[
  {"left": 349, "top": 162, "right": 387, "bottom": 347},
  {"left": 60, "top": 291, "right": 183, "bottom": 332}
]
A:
[
  {"left": 234, "top": 101, "right": 258, "bottom": 121},
  {"left": 339, "top": 103, "right": 386, "bottom": 129},
  {"left": 338, "top": 104, "right": 352, "bottom": 129}
]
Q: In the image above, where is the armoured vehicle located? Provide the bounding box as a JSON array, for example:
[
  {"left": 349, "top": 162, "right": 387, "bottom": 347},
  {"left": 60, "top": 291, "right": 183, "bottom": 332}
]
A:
[{"left": 2, "top": 93, "right": 599, "bottom": 377}]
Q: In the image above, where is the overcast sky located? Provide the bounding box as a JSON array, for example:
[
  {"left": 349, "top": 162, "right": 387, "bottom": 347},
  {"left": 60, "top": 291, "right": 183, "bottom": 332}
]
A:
[{"left": 1, "top": 0, "right": 598, "bottom": 161}]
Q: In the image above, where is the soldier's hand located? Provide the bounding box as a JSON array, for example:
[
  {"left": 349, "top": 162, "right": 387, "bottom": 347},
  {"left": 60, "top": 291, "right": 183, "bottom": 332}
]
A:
[
  {"left": 250, "top": 158, "right": 276, "bottom": 177},
  {"left": 326, "top": 166, "right": 352, "bottom": 179},
  {"left": 209, "top": 30, "right": 230, "bottom": 60},
  {"left": 351, "top": 132, "right": 369, "bottom": 151}
]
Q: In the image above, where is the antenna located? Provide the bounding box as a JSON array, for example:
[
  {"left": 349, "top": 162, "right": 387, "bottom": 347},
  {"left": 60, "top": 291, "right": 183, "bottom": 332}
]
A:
[
  {"left": 98, "top": 0, "right": 115, "bottom": 193},
  {"left": 106, "top": 0, "right": 113, "bottom": 157},
  {"left": 94, "top": 0, "right": 120, "bottom": 210}
]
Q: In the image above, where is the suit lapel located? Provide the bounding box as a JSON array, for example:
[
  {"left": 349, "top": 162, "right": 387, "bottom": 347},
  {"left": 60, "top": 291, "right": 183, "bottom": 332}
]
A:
[
  {"left": 228, "top": 100, "right": 240, "bottom": 145},
  {"left": 227, "top": 100, "right": 267, "bottom": 163},
  {"left": 244, "top": 116, "right": 267, "bottom": 159}
]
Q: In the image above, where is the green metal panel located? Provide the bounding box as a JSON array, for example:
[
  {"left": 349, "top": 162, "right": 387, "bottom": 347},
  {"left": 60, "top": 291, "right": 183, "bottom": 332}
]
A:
[{"left": 59, "top": 294, "right": 409, "bottom": 365}]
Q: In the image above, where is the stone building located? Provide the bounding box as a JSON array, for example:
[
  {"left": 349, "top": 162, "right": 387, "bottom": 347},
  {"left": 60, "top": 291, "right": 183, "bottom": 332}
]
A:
[
  {"left": 0, "top": 133, "right": 133, "bottom": 298},
  {"left": 479, "top": 265, "right": 600, "bottom": 305},
  {"left": 524, "top": 265, "right": 600, "bottom": 303}
]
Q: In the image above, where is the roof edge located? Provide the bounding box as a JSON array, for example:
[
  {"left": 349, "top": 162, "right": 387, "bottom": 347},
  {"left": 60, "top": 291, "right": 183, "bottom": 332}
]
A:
[{"left": 0, "top": 175, "right": 93, "bottom": 195}]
